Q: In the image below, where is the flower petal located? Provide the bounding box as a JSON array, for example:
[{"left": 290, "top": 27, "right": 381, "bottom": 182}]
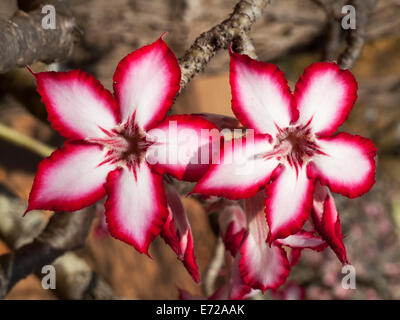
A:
[
  {"left": 294, "top": 62, "right": 358, "bottom": 136},
  {"left": 229, "top": 50, "right": 297, "bottom": 136},
  {"left": 289, "top": 248, "right": 302, "bottom": 266},
  {"left": 307, "top": 133, "right": 376, "bottom": 198},
  {"left": 275, "top": 230, "right": 327, "bottom": 251},
  {"left": 239, "top": 193, "right": 290, "bottom": 292},
  {"left": 146, "top": 114, "right": 220, "bottom": 182},
  {"left": 34, "top": 70, "right": 119, "bottom": 140},
  {"left": 266, "top": 165, "right": 314, "bottom": 242},
  {"left": 219, "top": 205, "right": 247, "bottom": 257},
  {"left": 311, "top": 182, "right": 348, "bottom": 264},
  {"left": 113, "top": 37, "right": 181, "bottom": 130},
  {"left": 104, "top": 163, "right": 168, "bottom": 254},
  {"left": 161, "top": 186, "right": 200, "bottom": 282},
  {"left": 239, "top": 237, "right": 289, "bottom": 293},
  {"left": 27, "top": 142, "right": 114, "bottom": 213},
  {"left": 193, "top": 134, "right": 279, "bottom": 199}
]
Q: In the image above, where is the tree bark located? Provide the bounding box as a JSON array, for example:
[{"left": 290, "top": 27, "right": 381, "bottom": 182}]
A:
[{"left": 0, "top": 0, "right": 77, "bottom": 74}]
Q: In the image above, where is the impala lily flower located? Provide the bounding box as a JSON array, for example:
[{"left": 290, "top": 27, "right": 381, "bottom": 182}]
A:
[
  {"left": 194, "top": 50, "right": 377, "bottom": 242},
  {"left": 26, "top": 37, "right": 218, "bottom": 254}
]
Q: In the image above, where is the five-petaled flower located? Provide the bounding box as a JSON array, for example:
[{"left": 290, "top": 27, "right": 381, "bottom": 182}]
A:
[
  {"left": 194, "top": 49, "right": 377, "bottom": 243},
  {"left": 26, "top": 37, "right": 218, "bottom": 256}
]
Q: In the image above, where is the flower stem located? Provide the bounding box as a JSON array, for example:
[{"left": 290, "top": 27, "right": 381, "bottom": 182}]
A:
[{"left": 0, "top": 123, "right": 55, "bottom": 158}]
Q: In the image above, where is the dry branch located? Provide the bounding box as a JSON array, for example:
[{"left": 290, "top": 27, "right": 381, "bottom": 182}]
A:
[
  {"left": 0, "top": 0, "right": 77, "bottom": 74},
  {"left": 0, "top": 189, "right": 117, "bottom": 299},
  {"left": 338, "top": 0, "right": 379, "bottom": 69},
  {"left": 0, "top": 208, "right": 94, "bottom": 298},
  {"left": 178, "top": 0, "right": 270, "bottom": 91},
  {"left": 0, "top": 123, "right": 55, "bottom": 158},
  {"left": 202, "top": 237, "right": 225, "bottom": 296}
]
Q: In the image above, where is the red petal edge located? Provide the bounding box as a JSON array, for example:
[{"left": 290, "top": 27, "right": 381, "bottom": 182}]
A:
[
  {"left": 35, "top": 70, "right": 120, "bottom": 140},
  {"left": 104, "top": 167, "right": 169, "bottom": 255}
]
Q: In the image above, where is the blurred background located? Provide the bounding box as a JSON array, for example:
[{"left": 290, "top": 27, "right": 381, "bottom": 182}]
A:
[{"left": 0, "top": 0, "right": 400, "bottom": 299}]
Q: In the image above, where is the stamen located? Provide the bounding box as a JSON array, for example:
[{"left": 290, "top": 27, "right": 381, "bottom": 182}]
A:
[
  {"left": 86, "top": 124, "right": 153, "bottom": 168},
  {"left": 265, "top": 124, "right": 321, "bottom": 171}
]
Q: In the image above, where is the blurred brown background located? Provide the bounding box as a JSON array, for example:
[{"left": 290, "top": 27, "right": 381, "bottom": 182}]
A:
[{"left": 0, "top": 0, "right": 400, "bottom": 299}]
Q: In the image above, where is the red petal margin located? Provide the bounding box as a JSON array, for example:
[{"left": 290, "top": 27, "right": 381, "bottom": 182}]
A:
[
  {"left": 26, "top": 142, "right": 113, "bottom": 214},
  {"left": 294, "top": 61, "right": 358, "bottom": 136},
  {"left": 147, "top": 114, "right": 220, "bottom": 182},
  {"left": 223, "top": 222, "right": 247, "bottom": 257},
  {"left": 307, "top": 133, "right": 377, "bottom": 199},
  {"left": 104, "top": 164, "right": 169, "bottom": 255},
  {"left": 239, "top": 240, "right": 290, "bottom": 293},
  {"left": 230, "top": 50, "right": 298, "bottom": 135},
  {"left": 161, "top": 186, "right": 200, "bottom": 282},
  {"left": 239, "top": 193, "right": 290, "bottom": 292},
  {"left": 113, "top": 36, "right": 181, "bottom": 131},
  {"left": 193, "top": 134, "right": 279, "bottom": 200},
  {"left": 277, "top": 229, "right": 328, "bottom": 266},
  {"left": 34, "top": 70, "right": 119, "bottom": 140},
  {"left": 275, "top": 230, "right": 327, "bottom": 252},
  {"left": 265, "top": 166, "right": 315, "bottom": 243},
  {"left": 311, "top": 183, "right": 348, "bottom": 264}
]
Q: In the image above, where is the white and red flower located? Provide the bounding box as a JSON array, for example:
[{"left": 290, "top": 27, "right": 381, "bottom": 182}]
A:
[
  {"left": 194, "top": 50, "right": 376, "bottom": 243},
  {"left": 26, "top": 37, "right": 218, "bottom": 255}
]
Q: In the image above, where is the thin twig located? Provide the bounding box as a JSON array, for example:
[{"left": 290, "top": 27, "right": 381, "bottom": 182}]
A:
[
  {"left": 0, "top": 189, "right": 118, "bottom": 299},
  {"left": 338, "top": 0, "right": 379, "bottom": 69},
  {"left": 0, "top": 123, "right": 54, "bottom": 157},
  {"left": 0, "top": 208, "right": 95, "bottom": 298},
  {"left": 202, "top": 237, "right": 225, "bottom": 296},
  {"left": 324, "top": 19, "right": 342, "bottom": 61},
  {"left": 178, "top": 0, "right": 270, "bottom": 92},
  {"left": 0, "top": 0, "right": 78, "bottom": 74}
]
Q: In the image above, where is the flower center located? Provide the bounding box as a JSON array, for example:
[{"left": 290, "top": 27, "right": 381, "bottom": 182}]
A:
[
  {"left": 88, "top": 122, "right": 153, "bottom": 168},
  {"left": 264, "top": 125, "right": 320, "bottom": 170}
]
